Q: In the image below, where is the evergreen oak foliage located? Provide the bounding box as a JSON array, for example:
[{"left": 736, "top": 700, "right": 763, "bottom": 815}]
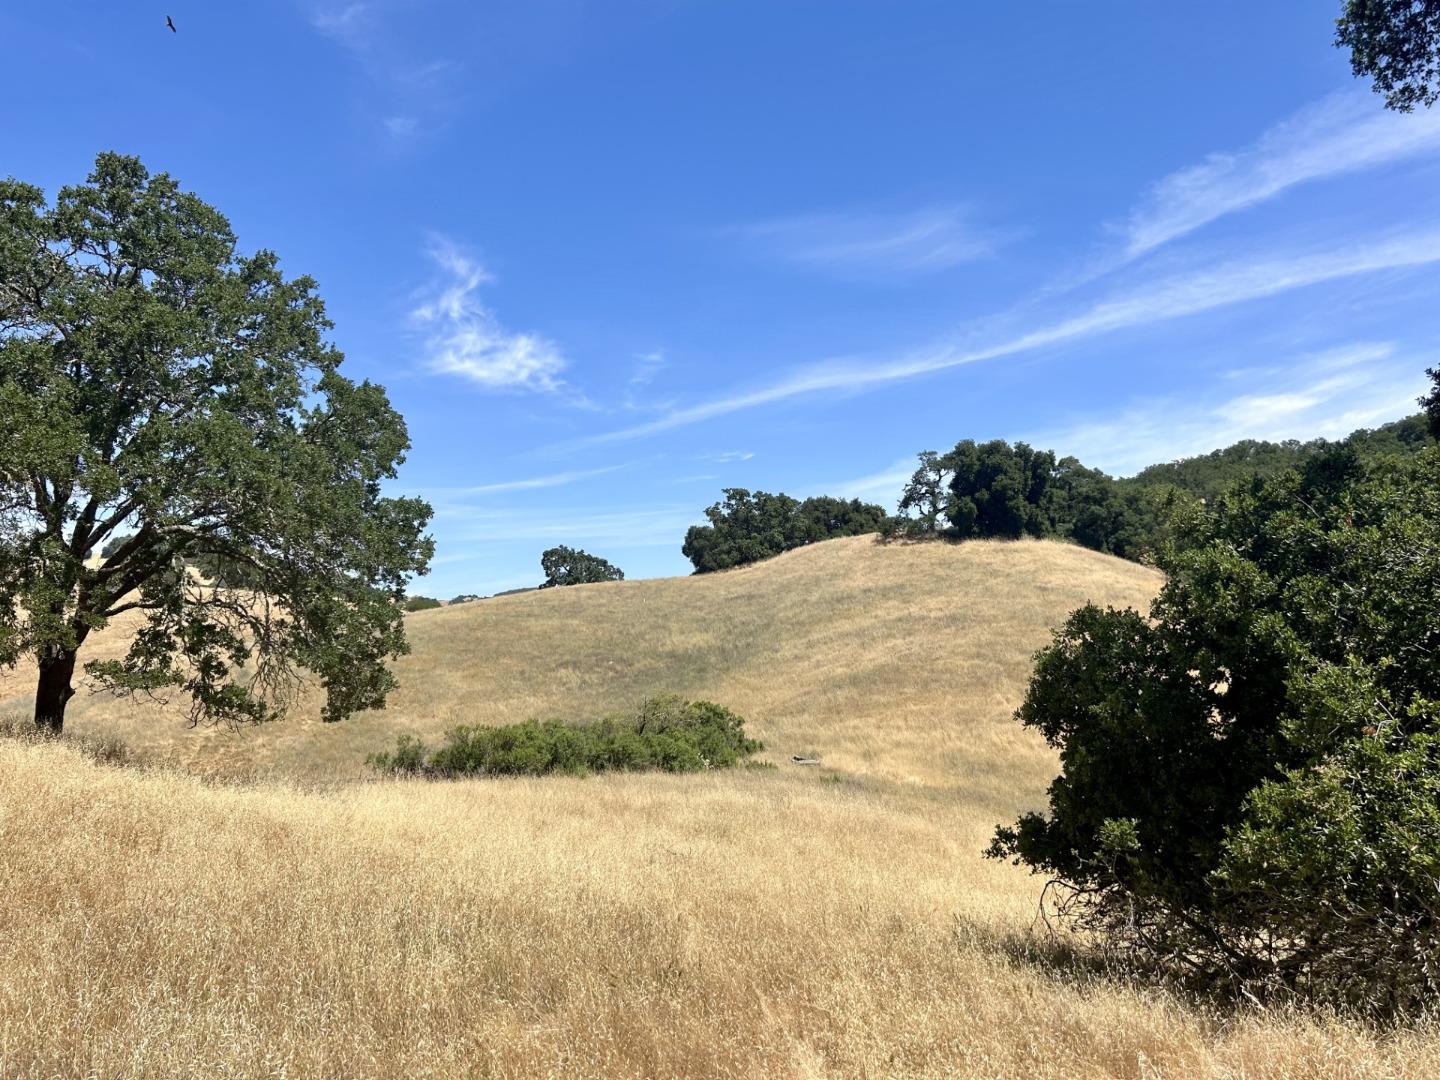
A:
[
  {"left": 891, "top": 439, "right": 1158, "bottom": 560},
  {"left": 682, "top": 489, "right": 890, "bottom": 573},
  {"left": 1337, "top": 0, "right": 1440, "bottom": 110},
  {"left": 368, "top": 695, "right": 762, "bottom": 778},
  {"left": 889, "top": 418, "right": 1432, "bottom": 564},
  {"left": 539, "top": 545, "right": 624, "bottom": 588},
  {"left": 0, "top": 153, "right": 433, "bottom": 733},
  {"left": 990, "top": 445, "right": 1440, "bottom": 1013}
]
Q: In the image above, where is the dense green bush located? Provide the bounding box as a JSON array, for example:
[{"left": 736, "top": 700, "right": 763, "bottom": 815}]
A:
[
  {"left": 989, "top": 445, "right": 1440, "bottom": 1013},
  {"left": 683, "top": 488, "right": 890, "bottom": 573},
  {"left": 367, "top": 695, "right": 762, "bottom": 778},
  {"left": 403, "top": 596, "right": 442, "bottom": 612}
]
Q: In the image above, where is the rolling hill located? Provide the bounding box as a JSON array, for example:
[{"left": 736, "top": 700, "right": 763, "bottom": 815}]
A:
[
  {"left": 2, "top": 535, "right": 1161, "bottom": 785},
  {"left": 4, "top": 538, "right": 1436, "bottom": 1076}
]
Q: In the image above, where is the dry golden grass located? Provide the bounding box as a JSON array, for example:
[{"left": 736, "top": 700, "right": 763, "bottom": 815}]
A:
[
  {"left": 1, "top": 536, "right": 1160, "bottom": 786},
  {"left": 3, "top": 537, "right": 1437, "bottom": 1076}
]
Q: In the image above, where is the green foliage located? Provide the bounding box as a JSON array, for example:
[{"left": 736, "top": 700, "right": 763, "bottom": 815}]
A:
[
  {"left": 1336, "top": 0, "right": 1440, "bottom": 111},
  {"left": 99, "top": 534, "right": 132, "bottom": 560},
  {"left": 892, "top": 439, "right": 1157, "bottom": 560},
  {"left": 367, "top": 695, "right": 763, "bottom": 778},
  {"left": 891, "top": 417, "right": 1433, "bottom": 564},
  {"left": 1425, "top": 367, "right": 1440, "bottom": 439},
  {"left": 403, "top": 596, "right": 442, "bottom": 612},
  {"left": 1124, "top": 415, "right": 1431, "bottom": 501},
  {"left": 368, "top": 733, "right": 429, "bottom": 774},
  {"left": 539, "top": 545, "right": 624, "bottom": 588},
  {"left": 449, "top": 593, "right": 482, "bottom": 605},
  {"left": 990, "top": 446, "right": 1440, "bottom": 1012},
  {"left": 683, "top": 489, "right": 890, "bottom": 573},
  {"left": 0, "top": 153, "right": 433, "bottom": 732}
]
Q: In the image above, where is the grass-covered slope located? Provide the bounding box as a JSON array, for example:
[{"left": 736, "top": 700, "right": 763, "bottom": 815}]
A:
[
  {"left": 6, "top": 538, "right": 1440, "bottom": 1075},
  {"left": 2, "top": 535, "right": 1161, "bottom": 785}
]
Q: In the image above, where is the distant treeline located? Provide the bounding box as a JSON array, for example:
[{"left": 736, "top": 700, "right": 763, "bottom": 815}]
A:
[{"left": 680, "top": 414, "right": 1434, "bottom": 572}]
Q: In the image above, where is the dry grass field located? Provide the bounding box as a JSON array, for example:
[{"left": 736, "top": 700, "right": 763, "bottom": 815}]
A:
[{"left": 3, "top": 536, "right": 1438, "bottom": 1077}]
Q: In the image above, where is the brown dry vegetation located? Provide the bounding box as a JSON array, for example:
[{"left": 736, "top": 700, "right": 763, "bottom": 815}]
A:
[{"left": 2, "top": 536, "right": 1437, "bottom": 1077}]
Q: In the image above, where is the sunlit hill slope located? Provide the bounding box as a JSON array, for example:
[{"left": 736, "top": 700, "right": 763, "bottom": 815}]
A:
[
  {"left": 7, "top": 538, "right": 1437, "bottom": 1076},
  {"left": 7, "top": 535, "right": 1159, "bottom": 785}
]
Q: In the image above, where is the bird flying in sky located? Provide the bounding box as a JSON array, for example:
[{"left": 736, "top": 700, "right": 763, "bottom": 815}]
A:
[{"left": 165, "top": 15, "right": 176, "bottom": 33}]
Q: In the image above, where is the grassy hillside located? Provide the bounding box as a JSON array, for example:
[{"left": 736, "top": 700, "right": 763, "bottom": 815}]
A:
[
  {"left": 2, "top": 535, "right": 1160, "bottom": 785},
  {"left": 5, "top": 538, "right": 1438, "bottom": 1076}
]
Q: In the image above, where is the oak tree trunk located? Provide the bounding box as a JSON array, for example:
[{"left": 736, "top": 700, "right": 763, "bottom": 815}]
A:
[{"left": 34, "top": 650, "right": 78, "bottom": 735}]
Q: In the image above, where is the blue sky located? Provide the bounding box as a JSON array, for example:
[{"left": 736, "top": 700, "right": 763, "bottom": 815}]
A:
[{"left": 5, "top": 2, "right": 1440, "bottom": 596}]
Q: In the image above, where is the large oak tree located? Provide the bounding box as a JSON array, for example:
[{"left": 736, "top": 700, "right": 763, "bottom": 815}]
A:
[{"left": 0, "top": 153, "right": 433, "bottom": 733}]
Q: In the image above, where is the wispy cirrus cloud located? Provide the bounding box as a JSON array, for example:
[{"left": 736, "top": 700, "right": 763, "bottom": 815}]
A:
[
  {"left": 630, "top": 350, "right": 667, "bottom": 386},
  {"left": 1123, "top": 92, "right": 1440, "bottom": 259},
  {"left": 307, "top": 2, "right": 462, "bottom": 141},
  {"left": 571, "top": 227, "right": 1440, "bottom": 447},
  {"left": 413, "top": 463, "right": 636, "bottom": 499},
  {"left": 733, "top": 204, "right": 1005, "bottom": 277},
  {"left": 820, "top": 458, "right": 917, "bottom": 504},
  {"left": 309, "top": 1, "right": 376, "bottom": 48},
  {"left": 1031, "top": 342, "right": 1429, "bottom": 476},
  {"left": 436, "top": 505, "right": 700, "bottom": 547},
  {"left": 701, "top": 450, "right": 754, "bottom": 463},
  {"left": 412, "top": 238, "right": 568, "bottom": 393}
]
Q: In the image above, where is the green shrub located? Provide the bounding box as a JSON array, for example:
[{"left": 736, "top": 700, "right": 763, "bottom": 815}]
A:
[
  {"left": 367, "top": 734, "right": 428, "bottom": 774},
  {"left": 367, "top": 695, "right": 762, "bottom": 779},
  {"left": 989, "top": 446, "right": 1440, "bottom": 1014},
  {"left": 403, "top": 596, "right": 442, "bottom": 612}
]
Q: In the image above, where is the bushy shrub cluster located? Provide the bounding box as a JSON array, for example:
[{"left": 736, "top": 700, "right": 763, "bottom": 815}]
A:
[
  {"left": 683, "top": 489, "right": 890, "bottom": 573},
  {"left": 367, "top": 695, "right": 762, "bottom": 778},
  {"left": 989, "top": 445, "right": 1440, "bottom": 1013},
  {"left": 403, "top": 596, "right": 442, "bottom": 612}
]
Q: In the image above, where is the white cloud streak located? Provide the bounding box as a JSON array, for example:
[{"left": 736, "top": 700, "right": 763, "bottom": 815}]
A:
[
  {"left": 308, "top": 3, "right": 462, "bottom": 141},
  {"left": 736, "top": 205, "right": 1003, "bottom": 276},
  {"left": 1031, "top": 343, "right": 1429, "bottom": 476},
  {"left": 437, "top": 506, "right": 700, "bottom": 547},
  {"left": 1124, "top": 93, "right": 1440, "bottom": 259},
  {"left": 412, "top": 239, "right": 568, "bottom": 392},
  {"left": 630, "top": 350, "right": 667, "bottom": 386},
  {"left": 820, "top": 458, "right": 917, "bottom": 504},
  {"left": 574, "top": 227, "right": 1440, "bottom": 447},
  {"left": 414, "top": 464, "right": 635, "bottom": 499},
  {"left": 309, "top": 1, "right": 376, "bottom": 49}
]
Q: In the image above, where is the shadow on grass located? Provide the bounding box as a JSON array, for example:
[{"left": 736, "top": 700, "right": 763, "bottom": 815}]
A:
[
  {"left": 951, "top": 913, "right": 1271, "bottom": 1024},
  {"left": 0, "top": 708, "right": 148, "bottom": 769}
]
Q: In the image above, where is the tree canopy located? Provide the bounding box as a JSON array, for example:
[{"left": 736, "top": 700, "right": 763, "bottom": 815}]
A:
[
  {"left": 888, "top": 418, "right": 1432, "bottom": 564},
  {"left": 539, "top": 545, "right": 624, "bottom": 587},
  {"left": 990, "top": 445, "right": 1440, "bottom": 1010},
  {"left": 1337, "top": 0, "right": 1440, "bottom": 110},
  {"left": 0, "top": 153, "right": 433, "bottom": 732},
  {"left": 682, "top": 489, "right": 890, "bottom": 573},
  {"left": 891, "top": 439, "right": 1157, "bottom": 560}
]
